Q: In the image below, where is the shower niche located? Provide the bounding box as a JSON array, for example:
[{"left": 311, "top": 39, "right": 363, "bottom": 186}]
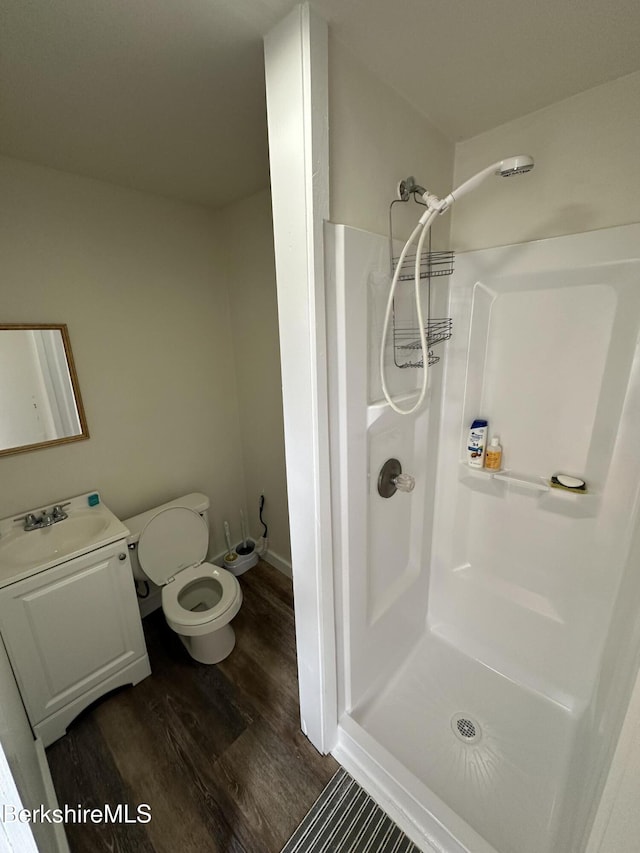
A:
[{"left": 457, "top": 266, "right": 639, "bottom": 516}]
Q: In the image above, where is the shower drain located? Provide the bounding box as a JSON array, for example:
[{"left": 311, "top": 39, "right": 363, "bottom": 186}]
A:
[{"left": 451, "top": 713, "right": 482, "bottom": 744}]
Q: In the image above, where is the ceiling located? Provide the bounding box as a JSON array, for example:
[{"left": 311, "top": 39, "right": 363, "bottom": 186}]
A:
[{"left": 1, "top": 0, "right": 639, "bottom": 209}]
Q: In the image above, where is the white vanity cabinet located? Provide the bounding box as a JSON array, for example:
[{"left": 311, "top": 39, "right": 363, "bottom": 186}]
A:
[{"left": 0, "top": 539, "right": 150, "bottom": 747}]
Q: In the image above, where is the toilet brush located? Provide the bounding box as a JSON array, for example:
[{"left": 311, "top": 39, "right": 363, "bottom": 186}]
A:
[
  {"left": 223, "top": 508, "right": 258, "bottom": 576},
  {"left": 236, "top": 508, "right": 255, "bottom": 556},
  {"left": 223, "top": 521, "right": 237, "bottom": 563}
]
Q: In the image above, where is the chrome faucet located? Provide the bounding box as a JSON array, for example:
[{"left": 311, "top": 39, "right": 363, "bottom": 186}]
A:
[
  {"left": 52, "top": 505, "right": 68, "bottom": 522},
  {"left": 14, "top": 502, "right": 70, "bottom": 531}
]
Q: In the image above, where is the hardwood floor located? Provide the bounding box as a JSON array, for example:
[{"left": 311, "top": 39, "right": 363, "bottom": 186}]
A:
[{"left": 46, "top": 560, "right": 338, "bottom": 853}]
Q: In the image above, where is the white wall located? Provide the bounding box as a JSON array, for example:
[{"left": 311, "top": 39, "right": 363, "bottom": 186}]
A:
[
  {"left": 329, "top": 35, "right": 454, "bottom": 245},
  {"left": 0, "top": 155, "right": 247, "bottom": 555},
  {"left": 451, "top": 71, "right": 640, "bottom": 251},
  {"left": 218, "top": 189, "right": 291, "bottom": 565}
]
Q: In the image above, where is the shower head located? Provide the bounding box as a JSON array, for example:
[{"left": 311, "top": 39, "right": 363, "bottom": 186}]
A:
[
  {"left": 497, "top": 155, "right": 535, "bottom": 177},
  {"left": 445, "top": 155, "right": 534, "bottom": 205},
  {"left": 421, "top": 154, "right": 535, "bottom": 216}
]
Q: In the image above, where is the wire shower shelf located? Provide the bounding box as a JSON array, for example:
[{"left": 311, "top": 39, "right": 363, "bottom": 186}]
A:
[
  {"left": 389, "top": 184, "right": 454, "bottom": 368},
  {"left": 391, "top": 249, "right": 455, "bottom": 281},
  {"left": 393, "top": 318, "right": 454, "bottom": 367}
]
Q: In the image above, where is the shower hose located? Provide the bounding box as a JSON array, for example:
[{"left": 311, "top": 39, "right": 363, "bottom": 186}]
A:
[{"left": 379, "top": 206, "right": 439, "bottom": 415}]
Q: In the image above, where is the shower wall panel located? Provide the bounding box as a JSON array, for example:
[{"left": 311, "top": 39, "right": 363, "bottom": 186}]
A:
[
  {"left": 326, "top": 223, "right": 445, "bottom": 712},
  {"left": 431, "top": 225, "right": 640, "bottom": 713}
]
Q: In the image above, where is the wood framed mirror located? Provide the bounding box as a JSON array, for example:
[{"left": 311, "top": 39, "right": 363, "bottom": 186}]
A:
[{"left": 0, "top": 324, "right": 89, "bottom": 457}]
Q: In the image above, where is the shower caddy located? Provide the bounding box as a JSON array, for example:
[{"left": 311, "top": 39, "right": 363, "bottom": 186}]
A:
[{"left": 388, "top": 176, "right": 454, "bottom": 368}]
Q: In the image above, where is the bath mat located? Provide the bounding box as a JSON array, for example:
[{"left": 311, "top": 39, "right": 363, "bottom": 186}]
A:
[{"left": 281, "top": 767, "right": 421, "bottom": 852}]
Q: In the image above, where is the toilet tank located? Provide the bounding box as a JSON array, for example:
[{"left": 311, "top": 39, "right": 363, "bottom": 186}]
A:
[{"left": 124, "top": 493, "right": 210, "bottom": 581}]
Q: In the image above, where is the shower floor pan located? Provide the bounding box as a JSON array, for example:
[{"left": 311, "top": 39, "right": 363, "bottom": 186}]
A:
[{"left": 352, "top": 633, "right": 577, "bottom": 853}]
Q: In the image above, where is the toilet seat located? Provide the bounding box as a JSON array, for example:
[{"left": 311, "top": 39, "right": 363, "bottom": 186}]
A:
[{"left": 162, "top": 563, "right": 242, "bottom": 635}]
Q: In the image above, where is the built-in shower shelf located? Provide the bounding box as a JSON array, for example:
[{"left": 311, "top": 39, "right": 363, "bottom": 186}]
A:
[
  {"left": 459, "top": 464, "right": 549, "bottom": 492},
  {"left": 494, "top": 471, "right": 550, "bottom": 492},
  {"left": 459, "top": 463, "right": 600, "bottom": 517}
]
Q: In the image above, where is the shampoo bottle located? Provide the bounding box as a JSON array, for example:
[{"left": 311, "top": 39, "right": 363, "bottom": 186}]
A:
[
  {"left": 467, "top": 419, "right": 488, "bottom": 468},
  {"left": 485, "top": 435, "right": 503, "bottom": 471}
]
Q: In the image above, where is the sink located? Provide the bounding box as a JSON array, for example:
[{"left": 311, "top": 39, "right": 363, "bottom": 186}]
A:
[
  {"left": 0, "top": 493, "right": 130, "bottom": 586},
  {"left": 0, "top": 513, "right": 111, "bottom": 569}
]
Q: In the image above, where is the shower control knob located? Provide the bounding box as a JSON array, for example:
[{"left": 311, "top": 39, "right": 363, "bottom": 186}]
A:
[
  {"left": 393, "top": 473, "right": 415, "bottom": 493},
  {"left": 378, "top": 458, "right": 415, "bottom": 498}
]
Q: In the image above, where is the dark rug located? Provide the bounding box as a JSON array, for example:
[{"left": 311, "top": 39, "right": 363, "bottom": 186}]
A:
[{"left": 281, "top": 768, "right": 421, "bottom": 852}]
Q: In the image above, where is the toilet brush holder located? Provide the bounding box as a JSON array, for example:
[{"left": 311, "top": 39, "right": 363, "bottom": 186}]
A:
[{"left": 224, "top": 542, "right": 258, "bottom": 576}]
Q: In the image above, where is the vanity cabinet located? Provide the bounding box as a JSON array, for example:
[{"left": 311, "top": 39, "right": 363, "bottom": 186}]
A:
[{"left": 0, "top": 540, "right": 150, "bottom": 747}]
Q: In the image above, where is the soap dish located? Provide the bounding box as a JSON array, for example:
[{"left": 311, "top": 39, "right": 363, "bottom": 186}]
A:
[{"left": 549, "top": 473, "right": 587, "bottom": 493}]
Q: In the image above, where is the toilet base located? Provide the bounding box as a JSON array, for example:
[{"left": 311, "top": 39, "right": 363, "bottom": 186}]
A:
[{"left": 178, "top": 623, "right": 236, "bottom": 664}]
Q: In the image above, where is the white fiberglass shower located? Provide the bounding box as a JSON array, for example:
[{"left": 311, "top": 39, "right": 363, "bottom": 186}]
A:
[{"left": 327, "top": 220, "right": 640, "bottom": 853}]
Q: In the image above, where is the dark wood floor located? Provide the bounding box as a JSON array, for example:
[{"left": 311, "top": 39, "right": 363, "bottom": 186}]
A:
[{"left": 46, "top": 560, "right": 338, "bottom": 853}]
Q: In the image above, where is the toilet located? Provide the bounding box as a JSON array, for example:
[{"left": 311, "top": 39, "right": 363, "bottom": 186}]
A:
[{"left": 124, "top": 493, "right": 242, "bottom": 664}]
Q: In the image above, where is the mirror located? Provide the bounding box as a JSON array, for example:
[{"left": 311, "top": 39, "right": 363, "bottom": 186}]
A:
[{"left": 0, "top": 324, "right": 89, "bottom": 457}]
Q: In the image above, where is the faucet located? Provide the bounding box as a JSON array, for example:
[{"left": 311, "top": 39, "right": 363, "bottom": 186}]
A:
[
  {"left": 52, "top": 505, "right": 68, "bottom": 522},
  {"left": 14, "top": 502, "right": 70, "bottom": 531}
]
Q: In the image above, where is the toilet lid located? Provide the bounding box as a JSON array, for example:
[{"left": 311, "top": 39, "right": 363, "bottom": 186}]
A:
[{"left": 137, "top": 506, "right": 208, "bottom": 587}]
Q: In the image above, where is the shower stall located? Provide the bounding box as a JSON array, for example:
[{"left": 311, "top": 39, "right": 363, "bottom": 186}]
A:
[{"left": 326, "top": 220, "right": 640, "bottom": 853}]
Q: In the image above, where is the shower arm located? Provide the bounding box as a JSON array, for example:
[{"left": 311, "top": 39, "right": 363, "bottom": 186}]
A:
[
  {"left": 418, "top": 156, "right": 534, "bottom": 221},
  {"left": 396, "top": 176, "right": 427, "bottom": 202},
  {"left": 419, "top": 162, "right": 502, "bottom": 220}
]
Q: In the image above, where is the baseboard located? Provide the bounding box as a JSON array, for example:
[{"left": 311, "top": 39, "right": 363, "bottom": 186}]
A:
[
  {"left": 265, "top": 549, "right": 292, "bottom": 578},
  {"left": 213, "top": 548, "right": 292, "bottom": 578}
]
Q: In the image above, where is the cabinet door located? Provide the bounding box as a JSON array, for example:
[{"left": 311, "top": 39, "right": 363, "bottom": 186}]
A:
[{"left": 0, "top": 542, "right": 146, "bottom": 727}]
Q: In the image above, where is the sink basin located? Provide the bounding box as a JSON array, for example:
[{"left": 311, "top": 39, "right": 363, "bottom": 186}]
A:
[
  {"left": 0, "top": 513, "right": 111, "bottom": 569},
  {"left": 0, "top": 494, "right": 131, "bottom": 586}
]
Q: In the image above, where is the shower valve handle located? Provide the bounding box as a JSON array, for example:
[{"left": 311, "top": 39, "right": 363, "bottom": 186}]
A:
[
  {"left": 392, "top": 473, "right": 415, "bottom": 493},
  {"left": 378, "top": 459, "right": 415, "bottom": 498}
]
